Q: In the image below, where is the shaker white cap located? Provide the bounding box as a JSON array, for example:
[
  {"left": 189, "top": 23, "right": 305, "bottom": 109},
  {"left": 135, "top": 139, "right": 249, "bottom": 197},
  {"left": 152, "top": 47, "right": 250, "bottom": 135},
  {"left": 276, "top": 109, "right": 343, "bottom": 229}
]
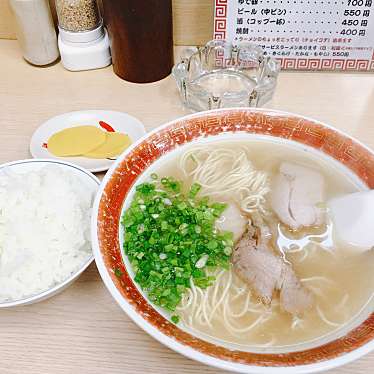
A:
[
  {"left": 59, "top": 20, "right": 104, "bottom": 43},
  {"left": 58, "top": 28, "right": 111, "bottom": 72}
]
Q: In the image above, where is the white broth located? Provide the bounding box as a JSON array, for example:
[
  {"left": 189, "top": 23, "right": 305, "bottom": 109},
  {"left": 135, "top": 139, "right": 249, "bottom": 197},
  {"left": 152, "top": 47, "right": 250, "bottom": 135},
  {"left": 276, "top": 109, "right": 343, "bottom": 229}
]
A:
[{"left": 148, "top": 139, "right": 374, "bottom": 348}]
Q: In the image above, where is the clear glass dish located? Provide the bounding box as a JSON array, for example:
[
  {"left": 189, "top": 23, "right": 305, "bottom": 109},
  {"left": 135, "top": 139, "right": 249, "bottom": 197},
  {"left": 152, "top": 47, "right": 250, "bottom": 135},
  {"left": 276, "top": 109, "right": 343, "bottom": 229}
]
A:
[{"left": 172, "top": 40, "right": 281, "bottom": 112}]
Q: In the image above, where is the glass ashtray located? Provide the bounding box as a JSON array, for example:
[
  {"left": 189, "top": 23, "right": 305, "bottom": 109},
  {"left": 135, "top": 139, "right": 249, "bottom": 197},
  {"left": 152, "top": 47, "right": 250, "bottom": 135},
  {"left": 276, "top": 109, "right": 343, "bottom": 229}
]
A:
[{"left": 172, "top": 40, "right": 281, "bottom": 112}]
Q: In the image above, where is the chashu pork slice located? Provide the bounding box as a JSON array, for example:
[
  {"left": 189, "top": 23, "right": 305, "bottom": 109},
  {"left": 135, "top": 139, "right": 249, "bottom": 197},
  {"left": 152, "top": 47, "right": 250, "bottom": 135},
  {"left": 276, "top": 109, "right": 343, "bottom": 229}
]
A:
[
  {"left": 279, "top": 266, "right": 314, "bottom": 315},
  {"left": 232, "top": 219, "right": 314, "bottom": 315},
  {"left": 271, "top": 162, "right": 325, "bottom": 230},
  {"left": 232, "top": 223, "right": 283, "bottom": 305}
]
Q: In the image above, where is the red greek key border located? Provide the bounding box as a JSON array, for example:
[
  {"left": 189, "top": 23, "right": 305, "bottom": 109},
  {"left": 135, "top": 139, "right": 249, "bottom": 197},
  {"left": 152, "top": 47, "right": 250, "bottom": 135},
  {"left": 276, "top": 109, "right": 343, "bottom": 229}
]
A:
[
  {"left": 279, "top": 58, "right": 372, "bottom": 71},
  {"left": 214, "top": 0, "right": 228, "bottom": 40}
]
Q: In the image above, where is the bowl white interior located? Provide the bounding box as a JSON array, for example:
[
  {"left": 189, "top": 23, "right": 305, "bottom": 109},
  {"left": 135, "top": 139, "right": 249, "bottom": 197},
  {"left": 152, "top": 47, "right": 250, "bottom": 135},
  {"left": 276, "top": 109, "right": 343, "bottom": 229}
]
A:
[{"left": 117, "top": 132, "right": 373, "bottom": 354}]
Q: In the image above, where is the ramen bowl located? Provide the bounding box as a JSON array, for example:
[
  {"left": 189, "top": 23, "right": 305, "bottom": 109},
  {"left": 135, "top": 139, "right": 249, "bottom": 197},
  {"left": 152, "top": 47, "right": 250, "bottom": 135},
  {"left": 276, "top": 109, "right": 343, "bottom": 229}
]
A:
[{"left": 91, "top": 108, "right": 374, "bottom": 373}]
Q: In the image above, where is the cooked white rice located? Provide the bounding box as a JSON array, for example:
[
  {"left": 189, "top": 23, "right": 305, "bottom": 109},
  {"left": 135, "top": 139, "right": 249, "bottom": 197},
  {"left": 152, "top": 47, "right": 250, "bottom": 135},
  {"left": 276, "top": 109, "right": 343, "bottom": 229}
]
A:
[{"left": 0, "top": 165, "right": 97, "bottom": 302}]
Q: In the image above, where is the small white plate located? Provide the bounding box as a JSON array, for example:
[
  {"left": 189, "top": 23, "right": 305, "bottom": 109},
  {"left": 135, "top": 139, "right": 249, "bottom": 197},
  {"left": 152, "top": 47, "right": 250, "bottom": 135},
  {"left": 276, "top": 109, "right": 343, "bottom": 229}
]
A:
[{"left": 30, "top": 110, "right": 146, "bottom": 173}]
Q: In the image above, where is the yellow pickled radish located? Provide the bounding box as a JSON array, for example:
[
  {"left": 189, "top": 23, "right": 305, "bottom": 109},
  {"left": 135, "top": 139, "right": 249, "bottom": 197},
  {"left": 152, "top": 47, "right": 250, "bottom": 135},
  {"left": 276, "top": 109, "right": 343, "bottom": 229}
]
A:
[
  {"left": 48, "top": 126, "right": 106, "bottom": 156},
  {"left": 84, "top": 133, "right": 132, "bottom": 159}
]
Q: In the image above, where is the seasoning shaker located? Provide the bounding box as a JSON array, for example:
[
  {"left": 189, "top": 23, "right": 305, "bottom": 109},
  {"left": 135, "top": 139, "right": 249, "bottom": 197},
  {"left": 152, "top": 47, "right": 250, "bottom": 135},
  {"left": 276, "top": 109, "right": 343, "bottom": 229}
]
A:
[
  {"left": 55, "top": 0, "right": 111, "bottom": 71},
  {"left": 9, "top": 0, "right": 59, "bottom": 66},
  {"left": 102, "top": 0, "right": 174, "bottom": 83}
]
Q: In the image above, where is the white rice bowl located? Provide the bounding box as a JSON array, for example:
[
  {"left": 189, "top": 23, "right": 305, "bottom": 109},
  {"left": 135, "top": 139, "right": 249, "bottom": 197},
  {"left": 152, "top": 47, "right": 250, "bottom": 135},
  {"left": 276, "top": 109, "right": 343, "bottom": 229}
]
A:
[{"left": 0, "top": 159, "right": 99, "bottom": 307}]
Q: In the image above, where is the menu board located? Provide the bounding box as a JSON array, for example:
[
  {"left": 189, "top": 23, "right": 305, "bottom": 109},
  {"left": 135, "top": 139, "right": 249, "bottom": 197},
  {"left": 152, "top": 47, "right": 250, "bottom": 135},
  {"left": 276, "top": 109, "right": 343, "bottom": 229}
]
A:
[{"left": 214, "top": 0, "right": 374, "bottom": 70}]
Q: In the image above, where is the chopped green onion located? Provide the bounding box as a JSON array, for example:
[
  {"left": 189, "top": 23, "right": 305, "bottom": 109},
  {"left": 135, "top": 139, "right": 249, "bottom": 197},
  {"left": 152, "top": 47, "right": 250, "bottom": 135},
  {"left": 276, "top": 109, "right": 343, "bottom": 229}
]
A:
[
  {"left": 121, "top": 177, "right": 233, "bottom": 312},
  {"left": 195, "top": 254, "right": 209, "bottom": 269},
  {"left": 114, "top": 268, "right": 123, "bottom": 277},
  {"left": 224, "top": 246, "right": 232, "bottom": 255},
  {"left": 171, "top": 315, "right": 180, "bottom": 324},
  {"left": 189, "top": 183, "right": 201, "bottom": 198}
]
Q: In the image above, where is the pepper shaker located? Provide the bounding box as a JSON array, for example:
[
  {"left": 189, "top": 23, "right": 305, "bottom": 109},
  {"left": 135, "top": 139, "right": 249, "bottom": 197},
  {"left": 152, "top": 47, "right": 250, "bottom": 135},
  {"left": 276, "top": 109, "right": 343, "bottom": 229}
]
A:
[{"left": 55, "top": 0, "right": 111, "bottom": 71}]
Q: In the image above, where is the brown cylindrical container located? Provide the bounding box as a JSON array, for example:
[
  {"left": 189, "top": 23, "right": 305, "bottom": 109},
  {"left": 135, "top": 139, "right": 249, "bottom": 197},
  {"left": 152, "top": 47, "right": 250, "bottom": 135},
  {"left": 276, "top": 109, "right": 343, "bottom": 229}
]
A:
[{"left": 102, "top": 0, "right": 173, "bottom": 83}]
